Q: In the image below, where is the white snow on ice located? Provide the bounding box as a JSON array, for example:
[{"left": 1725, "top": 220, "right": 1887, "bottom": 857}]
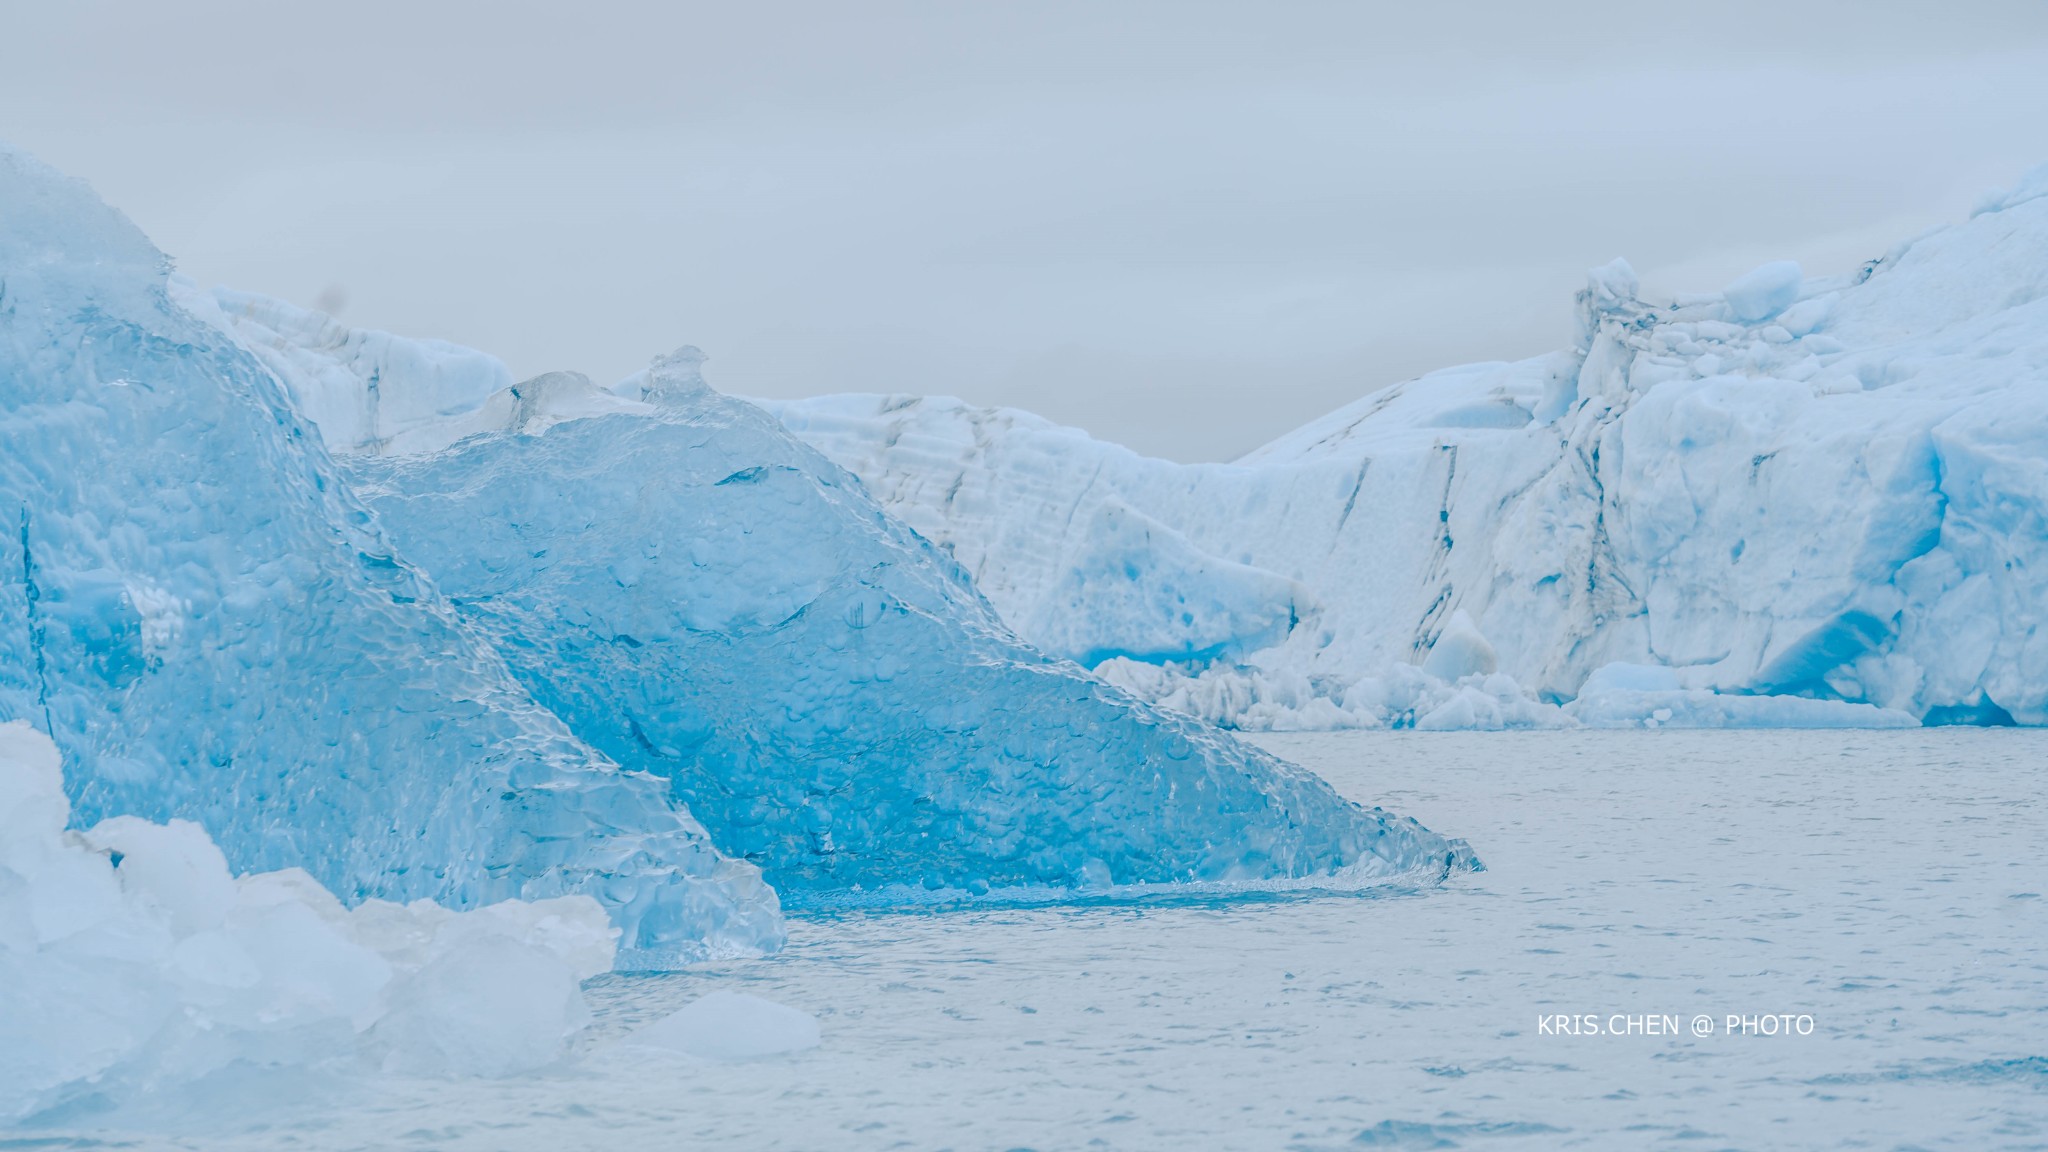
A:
[{"left": 763, "top": 165, "right": 2048, "bottom": 731}]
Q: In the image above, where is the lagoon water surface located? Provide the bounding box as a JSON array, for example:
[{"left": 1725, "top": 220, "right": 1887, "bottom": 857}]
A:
[{"left": 29, "top": 729, "right": 2046, "bottom": 1151}]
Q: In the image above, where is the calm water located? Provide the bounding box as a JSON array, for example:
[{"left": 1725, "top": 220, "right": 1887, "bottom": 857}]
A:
[{"left": 21, "top": 729, "right": 2047, "bottom": 1150}]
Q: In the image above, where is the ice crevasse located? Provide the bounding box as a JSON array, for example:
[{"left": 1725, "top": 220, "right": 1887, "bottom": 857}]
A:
[{"left": 762, "top": 166, "right": 2048, "bottom": 730}]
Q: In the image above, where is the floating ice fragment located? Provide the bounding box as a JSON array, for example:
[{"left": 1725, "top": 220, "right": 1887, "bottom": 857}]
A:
[
  {"left": 0, "top": 721, "right": 619, "bottom": 1122},
  {"left": 625, "top": 990, "right": 822, "bottom": 1061}
]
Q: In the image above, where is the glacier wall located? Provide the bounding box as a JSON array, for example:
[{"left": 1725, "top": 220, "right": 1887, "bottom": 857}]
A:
[
  {"left": 763, "top": 169, "right": 2048, "bottom": 729},
  {"left": 0, "top": 146, "right": 780, "bottom": 967},
  {"left": 199, "top": 290, "right": 1473, "bottom": 898}
]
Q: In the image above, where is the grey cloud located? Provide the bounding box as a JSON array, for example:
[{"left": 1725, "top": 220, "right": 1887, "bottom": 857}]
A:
[{"left": 5, "top": 2, "right": 2047, "bottom": 460}]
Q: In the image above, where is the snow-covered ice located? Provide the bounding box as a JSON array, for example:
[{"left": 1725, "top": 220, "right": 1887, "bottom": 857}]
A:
[
  {"left": 1721, "top": 258, "right": 1805, "bottom": 323},
  {"left": 764, "top": 166, "right": 2048, "bottom": 730},
  {"left": 0, "top": 721, "right": 617, "bottom": 1123},
  {"left": 0, "top": 146, "right": 777, "bottom": 968}
]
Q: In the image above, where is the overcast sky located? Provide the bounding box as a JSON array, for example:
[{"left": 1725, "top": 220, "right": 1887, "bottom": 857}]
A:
[{"left": 6, "top": 2, "right": 2048, "bottom": 460}]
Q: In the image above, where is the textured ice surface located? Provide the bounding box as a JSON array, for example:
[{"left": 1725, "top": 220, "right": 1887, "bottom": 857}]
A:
[
  {"left": 196, "top": 293, "right": 1472, "bottom": 898},
  {"left": 764, "top": 168, "right": 2048, "bottom": 729},
  {"left": 0, "top": 721, "right": 617, "bottom": 1122},
  {"left": 0, "top": 145, "right": 779, "bottom": 967}
]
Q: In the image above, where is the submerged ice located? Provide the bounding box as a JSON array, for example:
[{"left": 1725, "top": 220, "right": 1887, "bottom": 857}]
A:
[{"left": 763, "top": 167, "right": 2048, "bottom": 730}]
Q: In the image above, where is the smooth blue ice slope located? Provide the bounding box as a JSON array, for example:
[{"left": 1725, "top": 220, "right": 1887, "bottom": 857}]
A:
[
  {"left": 0, "top": 146, "right": 779, "bottom": 967},
  {"left": 201, "top": 294, "right": 1475, "bottom": 898}
]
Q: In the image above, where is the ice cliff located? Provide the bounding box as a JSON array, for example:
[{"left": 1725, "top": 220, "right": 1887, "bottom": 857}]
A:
[
  {"left": 763, "top": 167, "right": 2048, "bottom": 730},
  {"left": 0, "top": 146, "right": 776, "bottom": 968},
  {"left": 198, "top": 297, "right": 1472, "bottom": 900}
]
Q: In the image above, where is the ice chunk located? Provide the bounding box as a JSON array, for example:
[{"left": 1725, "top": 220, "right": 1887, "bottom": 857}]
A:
[
  {"left": 0, "top": 722, "right": 619, "bottom": 1122},
  {"left": 368, "top": 926, "right": 593, "bottom": 1077},
  {"left": 1582, "top": 257, "right": 1641, "bottom": 311},
  {"left": 77, "top": 817, "right": 238, "bottom": 935},
  {"left": 1775, "top": 293, "right": 1836, "bottom": 338},
  {"left": 625, "top": 990, "right": 822, "bottom": 1060},
  {"left": 1568, "top": 688, "right": 1919, "bottom": 729},
  {"left": 1421, "top": 610, "right": 1499, "bottom": 681},
  {"left": 1357, "top": 666, "right": 1567, "bottom": 732},
  {"left": 0, "top": 144, "right": 779, "bottom": 967},
  {"left": 1722, "top": 260, "right": 1804, "bottom": 322},
  {"left": 1092, "top": 658, "right": 1575, "bottom": 733}
]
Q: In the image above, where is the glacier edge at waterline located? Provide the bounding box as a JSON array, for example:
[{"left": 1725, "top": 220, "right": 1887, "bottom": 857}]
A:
[{"left": 761, "top": 166, "right": 2048, "bottom": 732}]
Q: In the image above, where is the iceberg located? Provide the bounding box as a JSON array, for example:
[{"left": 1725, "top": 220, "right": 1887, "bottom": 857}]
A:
[
  {"left": 198, "top": 294, "right": 1475, "bottom": 899},
  {"left": 0, "top": 721, "right": 616, "bottom": 1122},
  {"left": 762, "top": 166, "right": 2048, "bottom": 729},
  {"left": 0, "top": 145, "right": 779, "bottom": 968}
]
